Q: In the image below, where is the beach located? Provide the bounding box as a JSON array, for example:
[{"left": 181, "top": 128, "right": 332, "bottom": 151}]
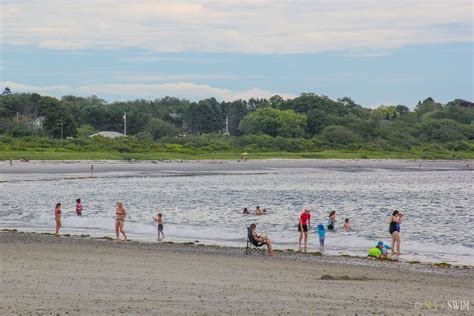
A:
[{"left": 1, "top": 231, "right": 472, "bottom": 315}]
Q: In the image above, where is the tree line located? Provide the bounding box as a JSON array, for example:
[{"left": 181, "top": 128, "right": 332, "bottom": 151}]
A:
[{"left": 0, "top": 87, "right": 473, "bottom": 153}]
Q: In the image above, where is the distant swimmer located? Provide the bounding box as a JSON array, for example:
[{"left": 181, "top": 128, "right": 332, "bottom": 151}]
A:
[
  {"left": 389, "top": 210, "right": 403, "bottom": 255},
  {"left": 243, "top": 208, "right": 250, "bottom": 214},
  {"left": 54, "top": 203, "right": 62, "bottom": 236},
  {"left": 75, "top": 198, "right": 83, "bottom": 216},
  {"left": 153, "top": 212, "right": 164, "bottom": 241},
  {"left": 343, "top": 218, "right": 351, "bottom": 231},
  {"left": 115, "top": 202, "right": 127, "bottom": 242},
  {"left": 255, "top": 206, "right": 262, "bottom": 215}
]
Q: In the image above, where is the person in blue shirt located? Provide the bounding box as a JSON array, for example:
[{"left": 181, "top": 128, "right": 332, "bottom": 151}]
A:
[{"left": 317, "top": 224, "right": 326, "bottom": 252}]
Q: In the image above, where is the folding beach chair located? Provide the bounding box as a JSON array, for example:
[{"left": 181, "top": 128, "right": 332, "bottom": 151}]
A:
[{"left": 244, "top": 226, "right": 266, "bottom": 256}]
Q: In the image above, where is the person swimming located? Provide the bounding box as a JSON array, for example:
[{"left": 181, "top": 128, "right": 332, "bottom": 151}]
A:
[
  {"left": 243, "top": 208, "right": 250, "bottom": 214},
  {"left": 343, "top": 218, "right": 351, "bottom": 231}
]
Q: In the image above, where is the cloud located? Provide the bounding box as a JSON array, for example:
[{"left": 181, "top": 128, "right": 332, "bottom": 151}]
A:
[
  {"left": 1, "top": 81, "right": 296, "bottom": 101},
  {"left": 1, "top": 0, "right": 472, "bottom": 54}
]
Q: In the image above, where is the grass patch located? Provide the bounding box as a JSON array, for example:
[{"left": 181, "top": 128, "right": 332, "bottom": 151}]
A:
[
  {"left": 408, "top": 260, "right": 421, "bottom": 264},
  {"left": 2, "top": 147, "right": 473, "bottom": 161},
  {"left": 1, "top": 229, "right": 18, "bottom": 232}
]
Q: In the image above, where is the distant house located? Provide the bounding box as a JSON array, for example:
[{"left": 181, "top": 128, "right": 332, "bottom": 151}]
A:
[
  {"left": 89, "top": 131, "right": 127, "bottom": 138},
  {"left": 28, "top": 116, "right": 45, "bottom": 129}
]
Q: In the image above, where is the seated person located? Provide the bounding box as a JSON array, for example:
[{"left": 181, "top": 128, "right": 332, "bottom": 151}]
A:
[
  {"left": 249, "top": 223, "right": 273, "bottom": 255},
  {"left": 243, "top": 208, "right": 250, "bottom": 214},
  {"left": 368, "top": 241, "right": 386, "bottom": 258}
]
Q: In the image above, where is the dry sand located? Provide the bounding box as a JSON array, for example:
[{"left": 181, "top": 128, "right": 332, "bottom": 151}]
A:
[{"left": 1, "top": 231, "right": 472, "bottom": 315}]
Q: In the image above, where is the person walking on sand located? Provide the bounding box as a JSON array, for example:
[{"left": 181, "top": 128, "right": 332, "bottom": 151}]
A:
[
  {"left": 54, "top": 203, "right": 62, "bottom": 235},
  {"left": 75, "top": 198, "right": 83, "bottom": 216},
  {"left": 115, "top": 202, "right": 127, "bottom": 242},
  {"left": 389, "top": 210, "right": 403, "bottom": 255},
  {"left": 153, "top": 213, "right": 164, "bottom": 241},
  {"left": 327, "top": 211, "right": 337, "bottom": 231},
  {"left": 298, "top": 208, "right": 311, "bottom": 252}
]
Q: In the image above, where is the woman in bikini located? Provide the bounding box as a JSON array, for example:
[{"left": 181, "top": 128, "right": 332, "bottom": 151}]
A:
[
  {"left": 327, "top": 211, "right": 337, "bottom": 231},
  {"left": 54, "top": 203, "right": 62, "bottom": 235},
  {"left": 389, "top": 210, "right": 403, "bottom": 255},
  {"left": 115, "top": 202, "right": 127, "bottom": 242}
]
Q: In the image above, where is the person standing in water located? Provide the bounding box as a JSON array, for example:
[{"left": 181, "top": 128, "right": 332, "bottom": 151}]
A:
[
  {"left": 317, "top": 224, "right": 325, "bottom": 252},
  {"left": 153, "top": 213, "right": 164, "bottom": 241},
  {"left": 115, "top": 202, "right": 127, "bottom": 242},
  {"left": 75, "top": 198, "right": 83, "bottom": 216},
  {"left": 298, "top": 208, "right": 311, "bottom": 252},
  {"left": 327, "top": 211, "right": 337, "bottom": 231},
  {"left": 54, "top": 203, "right": 62, "bottom": 235},
  {"left": 389, "top": 210, "right": 403, "bottom": 255}
]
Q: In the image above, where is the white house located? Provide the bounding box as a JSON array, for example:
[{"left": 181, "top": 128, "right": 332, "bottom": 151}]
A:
[{"left": 89, "top": 131, "right": 127, "bottom": 138}]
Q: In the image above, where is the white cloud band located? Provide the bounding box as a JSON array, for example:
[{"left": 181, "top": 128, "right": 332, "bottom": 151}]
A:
[
  {"left": 1, "top": 0, "right": 472, "bottom": 53},
  {"left": 0, "top": 81, "right": 296, "bottom": 101}
]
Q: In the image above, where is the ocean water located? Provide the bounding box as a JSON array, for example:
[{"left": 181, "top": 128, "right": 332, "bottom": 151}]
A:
[{"left": 1, "top": 164, "right": 473, "bottom": 265}]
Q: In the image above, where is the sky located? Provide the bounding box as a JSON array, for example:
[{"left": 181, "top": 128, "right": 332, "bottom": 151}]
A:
[{"left": 0, "top": 0, "right": 473, "bottom": 108}]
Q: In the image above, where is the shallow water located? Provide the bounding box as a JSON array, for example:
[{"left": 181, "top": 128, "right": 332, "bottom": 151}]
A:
[{"left": 1, "top": 163, "right": 473, "bottom": 265}]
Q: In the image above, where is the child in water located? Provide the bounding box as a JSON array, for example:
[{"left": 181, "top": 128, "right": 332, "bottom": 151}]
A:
[
  {"left": 153, "top": 213, "right": 164, "bottom": 241},
  {"left": 317, "top": 224, "right": 325, "bottom": 252},
  {"left": 343, "top": 218, "right": 351, "bottom": 231}
]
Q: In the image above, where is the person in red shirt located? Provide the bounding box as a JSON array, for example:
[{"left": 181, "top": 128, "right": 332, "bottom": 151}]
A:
[{"left": 298, "top": 208, "right": 311, "bottom": 252}]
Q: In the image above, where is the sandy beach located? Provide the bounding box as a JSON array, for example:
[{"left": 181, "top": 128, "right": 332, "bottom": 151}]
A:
[
  {"left": 1, "top": 231, "right": 472, "bottom": 315},
  {"left": 1, "top": 159, "right": 472, "bottom": 177}
]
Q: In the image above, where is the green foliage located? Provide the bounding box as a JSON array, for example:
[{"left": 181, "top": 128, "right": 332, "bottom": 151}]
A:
[
  {"left": 146, "top": 118, "right": 180, "bottom": 140},
  {"left": 38, "top": 97, "right": 77, "bottom": 138},
  {"left": 1, "top": 91, "right": 473, "bottom": 156},
  {"left": 239, "top": 107, "right": 307, "bottom": 138},
  {"left": 76, "top": 124, "right": 97, "bottom": 138},
  {"left": 319, "top": 125, "right": 361, "bottom": 145}
]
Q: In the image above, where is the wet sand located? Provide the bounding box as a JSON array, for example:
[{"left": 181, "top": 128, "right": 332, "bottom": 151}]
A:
[
  {"left": 1, "top": 231, "right": 472, "bottom": 315},
  {"left": 1, "top": 159, "right": 472, "bottom": 179}
]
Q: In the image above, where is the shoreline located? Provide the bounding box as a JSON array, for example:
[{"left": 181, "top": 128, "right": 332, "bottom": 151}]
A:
[
  {"left": 3, "top": 229, "right": 472, "bottom": 271},
  {"left": 2, "top": 158, "right": 472, "bottom": 176},
  {"left": 2, "top": 231, "right": 473, "bottom": 314}
]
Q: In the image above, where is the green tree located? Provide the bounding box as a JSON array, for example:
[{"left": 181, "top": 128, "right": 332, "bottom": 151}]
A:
[
  {"left": 145, "top": 118, "right": 179, "bottom": 140},
  {"left": 239, "top": 108, "right": 307, "bottom": 138},
  {"left": 38, "top": 97, "right": 77, "bottom": 138},
  {"left": 319, "top": 125, "right": 361, "bottom": 145},
  {"left": 415, "top": 97, "right": 443, "bottom": 117}
]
